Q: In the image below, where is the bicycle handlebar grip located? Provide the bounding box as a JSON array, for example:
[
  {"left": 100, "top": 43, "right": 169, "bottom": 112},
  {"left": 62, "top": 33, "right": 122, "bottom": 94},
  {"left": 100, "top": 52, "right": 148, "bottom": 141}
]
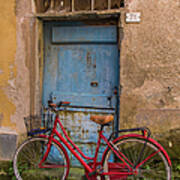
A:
[
  {"left": 48, "top": 100, "right": 71, "bottom": 109},
  {"left": 58, "top": 101, "right": 71, "bottom": 107},
  {"left": 62, "top": 101, "right": 71, "bottom": 105}
]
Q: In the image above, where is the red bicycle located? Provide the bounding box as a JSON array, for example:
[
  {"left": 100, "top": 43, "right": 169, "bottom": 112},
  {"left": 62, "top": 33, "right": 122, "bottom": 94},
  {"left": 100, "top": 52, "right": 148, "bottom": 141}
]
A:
[{"left": 13, "top": 101, "right": 172, "bottom": 179}]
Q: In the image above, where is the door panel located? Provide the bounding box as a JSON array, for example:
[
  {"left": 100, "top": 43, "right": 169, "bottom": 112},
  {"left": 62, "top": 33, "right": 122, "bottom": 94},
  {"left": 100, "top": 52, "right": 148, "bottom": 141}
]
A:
[
  {"left": 43, "top": 25, "right": 118, "bottom": 109},
  {"left": 48, "top": 44, "right": 118, "bottom": 108},
  {"left": 52, "top": 26, "right": 117, "bottom": 43},
  {"left": 43, "top": 22, "right": 119, "bottom": 165}
]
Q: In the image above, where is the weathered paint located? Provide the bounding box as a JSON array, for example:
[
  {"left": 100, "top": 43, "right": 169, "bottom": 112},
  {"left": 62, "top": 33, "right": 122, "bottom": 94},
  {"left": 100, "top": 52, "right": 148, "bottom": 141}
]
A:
[
  {"left": 43, "top": 23, "right": 119, "bottom": 109},
  {"left": 0, "top": 0, "right": 16, "bottom": 129},
  {"left": 43, "top": 22, "right": 119, "bottom": 165},
  {"left": 59, "top": 111, "right": 112, "bottom": 165},
  {"left": 0, "top": 0, "right": 35, "bottom": 160},
  {"left": 0, "top": 0, "right": 19, "bottom": 160},
  {"left": 52, "top": 26, "right": 117, "bottom": 43}
]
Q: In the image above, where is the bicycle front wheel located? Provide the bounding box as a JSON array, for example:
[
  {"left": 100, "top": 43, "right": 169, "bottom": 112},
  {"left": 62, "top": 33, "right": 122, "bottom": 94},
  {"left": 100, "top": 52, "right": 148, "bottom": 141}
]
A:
[
  {"left": 13, "top": 137, "right": 69, "bottom": 180},
  {"left": 102, "top": 137, "right": 171, "bottom": 180}
]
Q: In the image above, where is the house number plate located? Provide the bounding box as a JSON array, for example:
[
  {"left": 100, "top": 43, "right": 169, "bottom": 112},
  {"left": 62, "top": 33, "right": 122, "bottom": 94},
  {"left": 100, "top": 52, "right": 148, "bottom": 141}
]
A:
[{"left": 126, "top": 12, "right": 141, "bottom": 23}]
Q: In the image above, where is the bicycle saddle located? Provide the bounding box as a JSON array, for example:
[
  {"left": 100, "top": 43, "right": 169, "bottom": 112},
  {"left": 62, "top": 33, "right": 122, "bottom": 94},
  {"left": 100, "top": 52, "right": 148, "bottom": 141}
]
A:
[{"left": 90, "top": 115, "right": 114, "bottom": 125}]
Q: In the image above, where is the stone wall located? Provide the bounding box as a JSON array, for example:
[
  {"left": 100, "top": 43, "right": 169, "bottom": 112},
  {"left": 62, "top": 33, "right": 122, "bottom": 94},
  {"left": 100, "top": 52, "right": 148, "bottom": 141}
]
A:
[{"left": 120, "top": 0, "right": 180, "bottom": 134}]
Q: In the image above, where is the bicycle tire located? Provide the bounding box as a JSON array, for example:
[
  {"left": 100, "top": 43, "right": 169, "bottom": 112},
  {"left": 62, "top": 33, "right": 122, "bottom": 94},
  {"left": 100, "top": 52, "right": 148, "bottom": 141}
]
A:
[
  {"left": 13, "top": 137, "right": 69, "bottom": 180},
  {"left": 102, "top": 137, "right": 171, "bottom": 180}
]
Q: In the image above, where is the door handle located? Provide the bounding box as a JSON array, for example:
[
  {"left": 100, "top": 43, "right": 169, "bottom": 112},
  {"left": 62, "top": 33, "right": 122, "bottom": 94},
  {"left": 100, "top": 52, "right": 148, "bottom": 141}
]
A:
[{"left": 90, "top": 81, "right": 98, "bottom": 87}]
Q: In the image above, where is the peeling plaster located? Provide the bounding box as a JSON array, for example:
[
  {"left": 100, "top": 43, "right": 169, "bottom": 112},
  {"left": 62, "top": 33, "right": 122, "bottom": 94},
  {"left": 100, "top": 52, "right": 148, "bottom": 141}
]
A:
[{"left": 8, "top": 79, "right": 16, "bottom": 89}]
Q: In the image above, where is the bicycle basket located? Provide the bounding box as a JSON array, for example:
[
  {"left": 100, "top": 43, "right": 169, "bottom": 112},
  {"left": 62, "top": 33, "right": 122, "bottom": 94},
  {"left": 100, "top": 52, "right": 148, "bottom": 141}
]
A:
[{"left": 24, "top": 110, "right": 54, "bottom": 136}]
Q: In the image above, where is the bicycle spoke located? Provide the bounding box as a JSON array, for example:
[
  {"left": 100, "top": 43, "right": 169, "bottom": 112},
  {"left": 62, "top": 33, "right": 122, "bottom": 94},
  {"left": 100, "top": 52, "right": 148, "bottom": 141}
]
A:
[
  {"left": 103, "top": 137, "right": 171, "bottom": 180},
  {"left": 14, "top": 137, "right": 69, "bottom": 180}
]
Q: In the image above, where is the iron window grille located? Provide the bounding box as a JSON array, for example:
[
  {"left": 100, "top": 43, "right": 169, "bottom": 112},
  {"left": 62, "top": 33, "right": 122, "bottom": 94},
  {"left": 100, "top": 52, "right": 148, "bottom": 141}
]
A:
[{"left": 34, "top": 0, "right": 124, "bottom": 14}]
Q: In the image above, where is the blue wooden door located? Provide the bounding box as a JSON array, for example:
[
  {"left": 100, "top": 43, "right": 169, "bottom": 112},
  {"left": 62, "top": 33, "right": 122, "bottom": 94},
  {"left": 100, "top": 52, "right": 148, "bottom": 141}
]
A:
[{"left": 43, "top": 22, "right": 119, "bottom": 164}]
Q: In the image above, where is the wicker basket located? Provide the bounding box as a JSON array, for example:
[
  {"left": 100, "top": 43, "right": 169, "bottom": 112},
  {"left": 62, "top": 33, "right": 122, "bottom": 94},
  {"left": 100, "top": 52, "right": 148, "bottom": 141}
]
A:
[{"left": 24, "top": 111, "right": 54, "bottom": 136}]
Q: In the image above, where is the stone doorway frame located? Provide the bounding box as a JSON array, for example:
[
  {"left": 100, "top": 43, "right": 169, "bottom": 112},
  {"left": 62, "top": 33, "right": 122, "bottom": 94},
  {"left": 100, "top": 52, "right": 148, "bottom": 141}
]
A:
[{"left": 31, "top": 0, "right": 124, "bottom": 129}]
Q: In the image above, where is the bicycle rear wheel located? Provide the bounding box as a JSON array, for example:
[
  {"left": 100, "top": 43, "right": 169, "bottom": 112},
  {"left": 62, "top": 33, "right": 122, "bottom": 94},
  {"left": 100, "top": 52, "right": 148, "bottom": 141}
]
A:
[
  {"left": 102, "top": 137, "right": 171, "bottom": 180},
  {"left": 13, "top": 137, "right": 69, "bottom": 180}
]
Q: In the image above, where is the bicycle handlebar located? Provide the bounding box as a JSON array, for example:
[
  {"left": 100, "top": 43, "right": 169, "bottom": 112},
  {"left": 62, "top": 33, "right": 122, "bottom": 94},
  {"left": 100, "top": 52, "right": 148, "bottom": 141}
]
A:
[{"left": 48, "top": 100, "right": 71, "bottom": 111}]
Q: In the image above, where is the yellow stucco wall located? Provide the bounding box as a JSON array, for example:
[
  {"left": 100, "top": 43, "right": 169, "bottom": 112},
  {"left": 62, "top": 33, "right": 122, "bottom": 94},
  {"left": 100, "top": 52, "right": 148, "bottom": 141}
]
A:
[{"left": 0, "top": 0, "right": 16, "bottom": 128}]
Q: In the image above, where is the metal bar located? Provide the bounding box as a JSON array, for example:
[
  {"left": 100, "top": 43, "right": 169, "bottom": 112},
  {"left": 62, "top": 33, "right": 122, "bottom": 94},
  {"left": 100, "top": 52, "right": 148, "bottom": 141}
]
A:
[
  {"left": 108, "top": 0, "right": 111, "bottom": 10},
  {"left": 60, "top": 105, "right": 115, "bottom": 110},
  {"left": 71, "top": 0, "right": 75, "bottom": 12},
  {"left": 91, "top": 0, "right": 94, "bottom": 11},
  {"left": 136, "top": 149, "right": 161, "bottom": 169},
  {"left": 60, "top": 107, "right": 115, "bottom": 113}
]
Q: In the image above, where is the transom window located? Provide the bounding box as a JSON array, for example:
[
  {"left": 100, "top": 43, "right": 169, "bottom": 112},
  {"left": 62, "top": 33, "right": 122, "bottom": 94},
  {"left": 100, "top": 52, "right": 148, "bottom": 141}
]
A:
[{"left": 34, "top": 0, "right": 124, "bottom": 14}]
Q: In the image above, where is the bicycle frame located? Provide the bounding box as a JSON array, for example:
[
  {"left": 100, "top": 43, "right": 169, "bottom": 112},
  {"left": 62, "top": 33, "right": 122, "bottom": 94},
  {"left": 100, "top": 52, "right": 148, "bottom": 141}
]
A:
[
  {"left": 37, "top": 112, "right": 171, "bottom": 178},
  {"left": 37, "top": 112, "right": 132, "bottom": 175}
]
